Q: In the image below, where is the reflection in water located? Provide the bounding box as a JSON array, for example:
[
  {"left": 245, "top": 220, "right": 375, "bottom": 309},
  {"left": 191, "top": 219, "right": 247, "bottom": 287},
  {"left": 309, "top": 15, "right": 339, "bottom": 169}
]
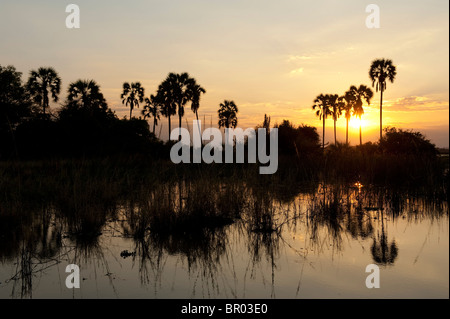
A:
[{"left": 0, "top": 181, "right": 448, "bottom": 298}]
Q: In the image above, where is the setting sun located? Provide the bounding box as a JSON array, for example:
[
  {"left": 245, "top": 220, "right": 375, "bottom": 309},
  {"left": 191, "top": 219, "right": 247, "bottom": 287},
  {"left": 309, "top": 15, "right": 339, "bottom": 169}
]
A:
[{"left": 350, "top": 117, "right": 364, "bottom": 130}]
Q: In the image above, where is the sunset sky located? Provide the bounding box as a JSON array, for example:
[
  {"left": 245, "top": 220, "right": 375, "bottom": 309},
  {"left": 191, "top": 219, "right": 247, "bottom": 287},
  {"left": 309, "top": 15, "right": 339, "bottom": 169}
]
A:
[{"left": 1, "top": 0, "right": 448, "bottom": 146}]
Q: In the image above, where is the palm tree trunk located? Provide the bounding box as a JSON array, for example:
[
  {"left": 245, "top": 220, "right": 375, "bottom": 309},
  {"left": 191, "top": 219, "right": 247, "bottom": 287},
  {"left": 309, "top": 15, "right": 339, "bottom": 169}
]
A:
[
  {"left": 168, "top": 113, "right": 171, "bottom": 139},
  {"left": 195, "top": 111, "right": 202, "bottom": 148},
  {"left": 153, "top": 118, "right": 156, "bottom": 134},
  {"left": 346, "top": 118, "right": 349, "bottom": 145},
  {"left": 359, "top": 118, "right": 362, "bottom": 146},
  {"left": 130, "top": 102, "right": 133, "bottom": 119},
  {"left": 178, "top": 107, "right": 182, "bottom": 142},
  {"left": 380, "top": 88, "right": 383, "bottom": 141},
  {"left": 43, "top": 88, "right": 48, "bottom": 116},
  {"left": 322, "top": 116, "right": 325, "bottom": 149},
  {"left": 333, "top": 121, "right": 336, "bottom": 145}
]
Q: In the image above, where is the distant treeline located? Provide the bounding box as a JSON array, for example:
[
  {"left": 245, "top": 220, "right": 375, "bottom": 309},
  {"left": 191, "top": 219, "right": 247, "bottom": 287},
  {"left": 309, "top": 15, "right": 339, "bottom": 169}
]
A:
[
  {"left": 1, "top": 65, "right": 166, "bottom": 159},
  {"left": 0, "top": 64, "right": 446, "bottom": 186}
]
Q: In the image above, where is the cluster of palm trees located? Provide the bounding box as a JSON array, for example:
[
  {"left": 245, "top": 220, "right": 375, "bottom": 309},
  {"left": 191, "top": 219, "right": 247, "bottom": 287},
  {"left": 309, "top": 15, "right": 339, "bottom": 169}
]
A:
[
  {"left": 127, "top": 73, "right": 240, "bottom": 138},
  {"left": 24, "top": 67, "right": 240, "bottom": 140},
  {"left": 122, "top": 73, "right": 209, "bottom": 139},
  {"left": 25, "top": 59, "right": 396, "bottom": 148},
  {"left": 312, "top": 58, "right": 396, "bottom": 148},
  {"left": 26, "top": 67, "right": 110, "bottom": 117}
]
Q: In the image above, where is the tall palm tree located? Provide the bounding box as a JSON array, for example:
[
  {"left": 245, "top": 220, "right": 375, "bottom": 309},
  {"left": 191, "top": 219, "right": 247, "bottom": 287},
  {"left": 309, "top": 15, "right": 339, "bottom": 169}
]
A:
[
  {"left": 26, "top": 67, "right": 61, "bottom": 117},
  {"left": 157, "top": 73, "right": 202, "bottom": 140},
  {"left": 342, "top": 92, "right": 355, "bottom": 145},
  {"left": 328, "top": 94, "right": 344, "bottom": 145},
  {"left": 189, "top": 81, "right": 206, "bottom": 144},
  {"left": 142, "top": 94, "right": 161, "bottom": 134},
  {"left": 347, "top": 85, "right": 374, "bottom": 146},
  {"left": 121, "top": 82, "right": 145, "bottom": 119},
  {"left": 189, "top": 81, "right": 206, "bottom": 122},
  {"left": 156, "top": 77, "right": 177, "bottom": 139},
  {"left": 369, "top": 59, "right": 396, "bottom": 140},
  {"left": 173, "top": 73, "right": 194, "bottom": 140},
  {"left": 67, "top": 79, "right": 107, "bottom": 111},
  {"left": 218, "top": 100, "right": 238, "bottom": 130},
  {"left": 312, "top": 94, "right": 332, "bottom": 149}
]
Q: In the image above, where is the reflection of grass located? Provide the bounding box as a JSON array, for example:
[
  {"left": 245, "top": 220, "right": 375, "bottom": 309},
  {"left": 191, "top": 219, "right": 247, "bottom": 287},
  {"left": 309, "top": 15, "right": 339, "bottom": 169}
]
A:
[{"left": 0, "top": 156, "right": 447, "bottom": 297}]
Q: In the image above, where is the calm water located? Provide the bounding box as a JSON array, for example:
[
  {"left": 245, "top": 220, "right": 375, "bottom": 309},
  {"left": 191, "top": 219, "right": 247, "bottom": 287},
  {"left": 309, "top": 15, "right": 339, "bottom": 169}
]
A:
[{"left": 0, "top": 183, "right": 448, "bottom": 299}]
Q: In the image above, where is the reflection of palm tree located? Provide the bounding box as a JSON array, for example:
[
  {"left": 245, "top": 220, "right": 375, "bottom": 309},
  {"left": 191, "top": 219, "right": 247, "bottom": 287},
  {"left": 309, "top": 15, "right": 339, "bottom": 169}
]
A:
[
  {"left": 218, "top": 100, "right": 238, "bottom": 130},
  {"left": 371, "top": 212, "right": 398, "bottom": 265},
  {"left": 142, "top": 94, "right": 161, "bottom": 134},
  {"left": 369, "top": 59, "right": 396, "bottom": 141},
  {"left": 312, "top": 94, "right": 332, "bottom": 149},
  {"left": 27, "top": 67, "right": 61, "bottom": 117},
  {"left": 121, "top": 82, "right": 145, "bottom": 119}
]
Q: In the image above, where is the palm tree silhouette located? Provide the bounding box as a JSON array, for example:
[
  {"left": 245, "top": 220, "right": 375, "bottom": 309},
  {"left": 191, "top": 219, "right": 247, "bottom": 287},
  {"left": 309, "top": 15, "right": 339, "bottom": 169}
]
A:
[
  {"left": 156, "top": 77, "right": 177, "bottom": 139},
  {"left": 312, "top": 94, "right": 332, "bottom": 149},
  {"left": 142, "top": 94, "right": 161, "bottom": 134},
  {"left": 67, "top": 79, "right": 107, "bottom": 111},
  {"left": 189, "top": 81, "right": 206, "bottom": 144},
  {"left": 342, "top": 93, "right": 354, "bottom": 145},
  {"left": 354, "top": 85, "right": 373, "bottom": 146},
  {"left": 121, "top": 82, "right": 145, "bottom": 119},
  {"left": 26, "top": 67, "right": 61, "bottom": 117},
  {"left": 190, "top": 82, "right": 206, "bottom": 123},
  {"left": 156, "top": 73, "right": 202, "bottom": 140},
  {"left": 329, "top": 94, "right": 344, "bottom": 145},
  {"left": 369, "top": 59, "right": 396, "bottom": 141},
  {"left": 344, "top": 85, "right": 374, "bottom": 145},
  {"left": 218, "top": 100, "right": 238, "bottom": 130}
]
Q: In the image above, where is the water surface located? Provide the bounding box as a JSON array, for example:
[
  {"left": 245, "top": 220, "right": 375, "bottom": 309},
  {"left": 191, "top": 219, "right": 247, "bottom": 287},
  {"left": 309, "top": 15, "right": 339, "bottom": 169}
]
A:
[{"left": 0, "top": 183, "right": 448, "bottom": 299}]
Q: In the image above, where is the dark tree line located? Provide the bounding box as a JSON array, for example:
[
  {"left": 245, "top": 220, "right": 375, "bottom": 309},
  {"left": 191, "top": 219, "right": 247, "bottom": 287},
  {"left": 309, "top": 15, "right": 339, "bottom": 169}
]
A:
[{"left": 0, "top": 65, "right": 162, "bottom": 160}]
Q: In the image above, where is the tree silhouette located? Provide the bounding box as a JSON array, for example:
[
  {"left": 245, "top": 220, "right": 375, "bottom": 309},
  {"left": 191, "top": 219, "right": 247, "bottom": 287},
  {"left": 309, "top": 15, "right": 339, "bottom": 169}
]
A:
[
  {"left": 26, "top": 67, "right": 61, "bottom": 117},
  {"left": 67, "top": 80, "right": 107, "bottom": 110},
  {"left": 189, "top": 81, "right": 206, "bottom": 143},
  {"left": 312, "top": 94, "right": 332, "bottom": 149},
  {"left": 63, "top": 80, "right": 111, "bottom": 124},
  {"left": 344, "top": 85, "right": 373, "bottom": 145},
  {"left": 342, "top": 93, "right": 354, "bottom": 145},
  {"left": 218, "top": 100, "right": 238, "bottom": 130},
  {"left": 329, "top": 94, "right": 344, "bottom": 145},
  {"left": 156, "top": 77, "right": 177, "bottom": 139},
  {"left": 0, "top": 65, "right": 31, "bottom": 155},
  {"left": 142, "top": 94, "right": 161, "bottom": 134},
  {"left": 121, "top": 82, "right": 145, "bottom": 119},
  {"left": 156, "top": 73, "right": 203, "bottom": 140},
  {"left": 190, "top": 81, "right": 206, "bottom": 123},
  {"left": 369, "top": 59, "right": 396, "bottom": 141}
]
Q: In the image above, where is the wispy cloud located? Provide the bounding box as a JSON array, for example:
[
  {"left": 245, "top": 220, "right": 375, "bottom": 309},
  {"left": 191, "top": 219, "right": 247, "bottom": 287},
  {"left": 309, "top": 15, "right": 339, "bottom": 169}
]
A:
[
  {"left": 286, "top": 55, "right": 315, "bottom": 62},
  {"left": 289, "top": 67, "right": 304, "bottom": 76},
  {"left": 386, "top": 96, "right": 449, "bottom": 112}
]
